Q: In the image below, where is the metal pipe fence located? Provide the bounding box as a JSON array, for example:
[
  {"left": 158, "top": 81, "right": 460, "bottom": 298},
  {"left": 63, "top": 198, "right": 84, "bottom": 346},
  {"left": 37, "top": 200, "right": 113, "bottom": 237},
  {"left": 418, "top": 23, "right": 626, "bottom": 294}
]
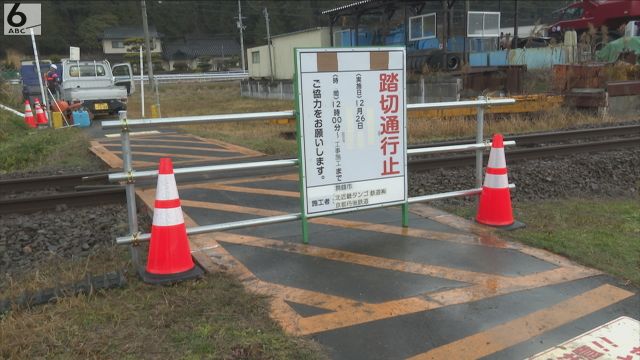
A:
[
  {"left": 0, "top": 103, "right": 24, "bottom": 117},
  {"left": 109, "top": 96, "right": 516, "bottom": 257}
]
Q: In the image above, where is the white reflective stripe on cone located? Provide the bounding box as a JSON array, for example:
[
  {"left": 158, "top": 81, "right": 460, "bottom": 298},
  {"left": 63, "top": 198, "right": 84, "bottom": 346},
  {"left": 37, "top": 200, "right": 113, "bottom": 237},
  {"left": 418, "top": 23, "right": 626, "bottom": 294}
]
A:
[
  {"left": 156, "top": 174, "right": 180, "bottom": 200},
  {"left": 487, "top": 148, "right": 506, "bottom": 168},
  {"left": 152, "top": 206, "right": 185, "bottom": 227},
  {"left": 483, "top": 173, "right": 509, "bottom": 189}
]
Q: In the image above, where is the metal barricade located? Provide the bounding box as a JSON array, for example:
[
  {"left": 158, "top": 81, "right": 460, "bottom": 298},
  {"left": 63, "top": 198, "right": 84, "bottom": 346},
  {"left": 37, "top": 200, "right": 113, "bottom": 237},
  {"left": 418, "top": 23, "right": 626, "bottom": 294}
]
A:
[{"left": 103, "top": 97, "right": 516, "bottom": 262}]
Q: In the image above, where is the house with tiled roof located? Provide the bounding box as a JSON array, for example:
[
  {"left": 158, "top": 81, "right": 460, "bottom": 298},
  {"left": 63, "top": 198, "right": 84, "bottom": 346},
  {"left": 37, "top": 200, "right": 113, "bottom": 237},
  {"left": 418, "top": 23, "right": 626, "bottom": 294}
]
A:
[
  {"left": 163, "top": 36, "right": 241, "bottom": 71},
  {"left": 101, "top": 26, "right": 163, "bottom": 57}
]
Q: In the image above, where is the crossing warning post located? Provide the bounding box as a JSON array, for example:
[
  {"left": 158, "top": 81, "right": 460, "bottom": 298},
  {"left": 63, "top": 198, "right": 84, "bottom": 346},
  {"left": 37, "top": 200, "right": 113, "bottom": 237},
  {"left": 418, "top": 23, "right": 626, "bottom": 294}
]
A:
[{"left": 294, "top": 47, "right": 408, "bottom": 243}]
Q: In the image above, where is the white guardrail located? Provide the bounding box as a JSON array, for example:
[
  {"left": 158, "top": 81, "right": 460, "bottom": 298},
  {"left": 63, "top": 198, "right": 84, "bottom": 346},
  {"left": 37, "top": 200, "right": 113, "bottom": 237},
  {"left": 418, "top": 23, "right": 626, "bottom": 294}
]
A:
[
  {"left": 4, "top": 71, "right": 248, "bottom": 86},
  {"left": 133, "top": 71, "right": 248, "bottom": 83}
]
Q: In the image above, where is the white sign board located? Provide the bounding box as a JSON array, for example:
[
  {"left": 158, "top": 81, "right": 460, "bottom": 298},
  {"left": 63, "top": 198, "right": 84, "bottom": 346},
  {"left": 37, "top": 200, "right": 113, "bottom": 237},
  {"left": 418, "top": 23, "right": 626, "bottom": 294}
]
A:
[
  {"left": 529, "top": 316, "right": 640, "bottom": 360},
  {"left": 296, "top": 47, "right": 407, "bottom": 217},
  {"left": 4, "top": 3, "right": 41, "bottom": 35},
  {"left": 69, "top": 47, "right": 80, "bottom": 61}
]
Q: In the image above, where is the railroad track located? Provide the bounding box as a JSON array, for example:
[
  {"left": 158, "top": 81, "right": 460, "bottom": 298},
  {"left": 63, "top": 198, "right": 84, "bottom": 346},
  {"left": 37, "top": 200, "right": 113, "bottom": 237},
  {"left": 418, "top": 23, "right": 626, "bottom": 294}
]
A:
[
  {"left": 0, "top": 171, "right": 125, "bottom": 215},
  {"left": 408, "top": 124, "right": 640, "bottom": 149},
  {"left": 0, "top": 171, "right": 111, "bottom": 195},
  {"left": 2, "top": 125, "right": 637, "bottom": 214},
  {"left": 408, "top": 137, "right": 640, "bottom": 171}
]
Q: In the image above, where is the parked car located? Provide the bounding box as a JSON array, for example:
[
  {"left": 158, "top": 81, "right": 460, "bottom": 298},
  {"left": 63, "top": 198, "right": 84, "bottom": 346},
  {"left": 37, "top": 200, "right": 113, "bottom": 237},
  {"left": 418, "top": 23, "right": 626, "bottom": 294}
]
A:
[{"left": 59, "top": 59, "right": 135, "bottom": 115}]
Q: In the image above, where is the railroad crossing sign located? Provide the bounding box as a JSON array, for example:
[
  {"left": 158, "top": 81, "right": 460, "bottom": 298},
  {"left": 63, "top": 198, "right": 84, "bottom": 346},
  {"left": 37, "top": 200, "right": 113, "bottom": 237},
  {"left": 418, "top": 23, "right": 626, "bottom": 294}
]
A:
[{"left": 294, "top": 47, "right": 408, "bottom": 242}]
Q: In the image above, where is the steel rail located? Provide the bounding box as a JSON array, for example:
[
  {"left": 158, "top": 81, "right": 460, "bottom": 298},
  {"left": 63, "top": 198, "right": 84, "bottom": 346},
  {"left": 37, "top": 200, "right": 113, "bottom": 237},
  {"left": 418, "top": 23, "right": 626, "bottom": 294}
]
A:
[
  {"left": 408, "top": 137, "right": 640, "bottom": 171},
  {"left": 0, "top": 171, "right": 112, "bottom": 195},
  {"left": 0, "top": 188, "right": 125, "bottom": 215},
  {"left": 409, "top": 124, "right": 640, "bottom": 150}
]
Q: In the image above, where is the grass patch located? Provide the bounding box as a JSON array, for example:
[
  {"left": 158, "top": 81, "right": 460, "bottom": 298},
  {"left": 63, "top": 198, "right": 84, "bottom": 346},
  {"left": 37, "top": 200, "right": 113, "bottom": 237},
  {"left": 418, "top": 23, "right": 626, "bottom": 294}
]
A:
[
  {"left": 0, "top": 111, "right": 103, "bottom": 174},
  {"left": 439, "top": 197, "right": 640, "bottom": 286},
  {"left": 0, "top": 246, "right": 326, "bottom": 359},
  {"left": 127, "top": 81, "right": 297, "bottom": 156},
  {"left": 407, "top": 108, "right": 612, "bottom": 144},
  {"left": 126, "top": 81, "right": 292, "bottom": 119}
]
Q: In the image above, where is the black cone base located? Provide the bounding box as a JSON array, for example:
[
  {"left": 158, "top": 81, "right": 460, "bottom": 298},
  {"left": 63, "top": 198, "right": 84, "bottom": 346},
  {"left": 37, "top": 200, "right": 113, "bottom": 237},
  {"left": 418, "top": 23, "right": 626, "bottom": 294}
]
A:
[
  {"left": 475, "top": 219, "right": 526, "bottom": 231},
  {"left": 139, "top": 262, "right": 204, "bottom": 285}
]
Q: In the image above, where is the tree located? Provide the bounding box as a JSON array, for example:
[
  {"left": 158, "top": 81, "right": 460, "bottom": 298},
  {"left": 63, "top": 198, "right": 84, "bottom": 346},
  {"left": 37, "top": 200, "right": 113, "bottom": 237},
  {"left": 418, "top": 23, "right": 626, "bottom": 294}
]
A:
[
  {"left": 197, "top": 57, "right": 212, "bottom": 72},
  {"left": 77, "top": 13, "right": 119, "bottom": 53},
  {"left": 124, "top": 37, "right": 163, "bottom": 74}
]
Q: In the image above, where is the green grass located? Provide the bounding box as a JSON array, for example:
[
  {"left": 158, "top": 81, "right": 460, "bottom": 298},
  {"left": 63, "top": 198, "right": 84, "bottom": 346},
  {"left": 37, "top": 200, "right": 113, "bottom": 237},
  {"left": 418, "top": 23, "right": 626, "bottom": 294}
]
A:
[
  {"left": 440, "top": 197, "right": 640, "bottom": 286},
  {"left": 0, "top": 246, "right": 326, "bottom": 359},
  {"left": 507, "top": 198, "right": 640, "bottom": 285},
  {"left": 0, "top": 111, "right": 103, "bottom": 174},
  {"left": 126, "top": 82, "right": 298, "bottom": 156}
]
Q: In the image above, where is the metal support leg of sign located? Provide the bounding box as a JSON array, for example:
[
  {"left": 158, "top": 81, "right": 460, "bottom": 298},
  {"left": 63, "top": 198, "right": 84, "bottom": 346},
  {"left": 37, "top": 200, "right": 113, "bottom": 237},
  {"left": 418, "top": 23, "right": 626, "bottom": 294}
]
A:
[
  {"left": 293, "top": 69, "right": 310, "bottom": 244},
  {"left": 401, "top": 203, "right": 409, "bottom": 227},
  {"left": 119, "top": 111, "right": 140, "bottom": 268},
  {"left": 475, "top": 96, "right": 486, "bottom": 206}
]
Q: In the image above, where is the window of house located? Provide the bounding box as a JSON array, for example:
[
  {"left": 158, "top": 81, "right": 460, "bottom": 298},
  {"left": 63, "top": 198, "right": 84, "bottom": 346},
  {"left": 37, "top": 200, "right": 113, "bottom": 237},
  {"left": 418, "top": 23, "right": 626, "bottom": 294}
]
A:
[
  {"left": 409, "top": 13, "right": 437, "bottom": 41},
  {"left": 68, "top": 64, "right": 107, "bottom": 77},
  {"left": 334, "top": 29, "right": 352, "bottom": 46},
  {"left": 112, "top": 40, "right": 125, "bottom": 49},
  {"left": 467, "top": 11, "right": 501, "bottom": 37},
  {"left": 252, "top": 51, "right": 260, "bottom": 64}
]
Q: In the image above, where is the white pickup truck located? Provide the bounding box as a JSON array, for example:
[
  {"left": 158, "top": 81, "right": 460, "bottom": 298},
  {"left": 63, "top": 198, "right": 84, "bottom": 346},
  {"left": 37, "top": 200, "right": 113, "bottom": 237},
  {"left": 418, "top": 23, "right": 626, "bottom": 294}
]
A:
[{"left": 59, "top": 59, "right": 135, "bottom": 115}]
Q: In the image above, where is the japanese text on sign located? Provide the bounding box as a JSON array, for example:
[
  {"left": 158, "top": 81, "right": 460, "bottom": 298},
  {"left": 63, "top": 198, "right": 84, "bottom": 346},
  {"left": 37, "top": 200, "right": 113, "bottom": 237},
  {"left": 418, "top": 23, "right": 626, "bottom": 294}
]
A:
[{"left": 297, "top": 48, "right": 407, "bottom": 216}]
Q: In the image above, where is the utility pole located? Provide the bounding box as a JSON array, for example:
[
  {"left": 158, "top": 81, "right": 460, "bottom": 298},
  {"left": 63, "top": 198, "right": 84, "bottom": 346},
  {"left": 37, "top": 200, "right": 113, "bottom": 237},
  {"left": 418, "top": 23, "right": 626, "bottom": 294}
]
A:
[
  {"left": 141, "top": 0, "right": 161, "bottom": 117},
  {"left": 237, "top": 0, "right": 246, "bottom": 71},
  {"left": 464, "top": 0, "right": 469, "bottom": 65},
  {"left": 263, "top": 7, "right": 274, "bottom": 80},
  {"left": 513, "top": 0, "right": 519, "bottom": 49}
]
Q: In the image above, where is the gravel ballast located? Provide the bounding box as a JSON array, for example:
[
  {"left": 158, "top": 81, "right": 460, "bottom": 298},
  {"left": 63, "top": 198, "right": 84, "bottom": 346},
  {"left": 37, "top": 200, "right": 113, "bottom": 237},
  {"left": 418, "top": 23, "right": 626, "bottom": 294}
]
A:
[
  {"left": 1, "top": 204, "right": 151, "bottom": 276},
  {"left": 409, "top": 148, "right": 640, "bottom": 205}
]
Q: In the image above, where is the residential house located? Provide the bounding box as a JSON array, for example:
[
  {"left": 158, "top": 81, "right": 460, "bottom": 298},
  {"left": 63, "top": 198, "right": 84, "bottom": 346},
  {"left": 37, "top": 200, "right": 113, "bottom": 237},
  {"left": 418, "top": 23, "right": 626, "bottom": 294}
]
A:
[
  {"left": 101, "top": 26, "right": 163, "bottom": 67},
  {"left": 163, "top": 36, "right": 241, "bottom": 71}
]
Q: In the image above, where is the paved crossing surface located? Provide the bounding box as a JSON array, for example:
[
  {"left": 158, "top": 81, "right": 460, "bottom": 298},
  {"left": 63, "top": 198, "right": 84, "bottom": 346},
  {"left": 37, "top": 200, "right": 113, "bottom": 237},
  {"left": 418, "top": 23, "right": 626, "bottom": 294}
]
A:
[{"left": 91, "top": 131, "right": 639, "bottom": 359}]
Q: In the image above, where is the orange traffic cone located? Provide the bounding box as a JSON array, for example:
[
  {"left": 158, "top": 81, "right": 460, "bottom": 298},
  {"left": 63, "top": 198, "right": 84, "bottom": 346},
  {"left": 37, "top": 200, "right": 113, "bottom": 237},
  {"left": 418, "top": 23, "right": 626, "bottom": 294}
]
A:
[
  {"left": 476, "top": 134, "right": 520, "bottom": 228},
  {"left": 23, "top": 100, "right": 36, "bottom": 128},
  {"left": 141, "top": 158, "right": 203, "bottom": 284},
  {"left": 33, "top": 98, "right": 48, "bottom": 125}
]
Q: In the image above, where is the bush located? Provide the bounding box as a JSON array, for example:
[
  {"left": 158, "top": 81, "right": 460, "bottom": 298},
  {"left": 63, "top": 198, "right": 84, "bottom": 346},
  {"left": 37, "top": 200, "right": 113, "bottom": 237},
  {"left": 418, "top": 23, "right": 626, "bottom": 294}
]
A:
[{"left": 173, "top": 62, "right": 189, "bottom": 72}]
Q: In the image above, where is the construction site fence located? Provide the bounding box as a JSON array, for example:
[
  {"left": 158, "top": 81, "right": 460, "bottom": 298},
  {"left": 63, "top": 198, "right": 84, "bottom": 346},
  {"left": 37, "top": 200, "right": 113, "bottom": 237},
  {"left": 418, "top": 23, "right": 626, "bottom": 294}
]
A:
[{"left": 240, "top": 78, "right": 462, "bottom": 103}]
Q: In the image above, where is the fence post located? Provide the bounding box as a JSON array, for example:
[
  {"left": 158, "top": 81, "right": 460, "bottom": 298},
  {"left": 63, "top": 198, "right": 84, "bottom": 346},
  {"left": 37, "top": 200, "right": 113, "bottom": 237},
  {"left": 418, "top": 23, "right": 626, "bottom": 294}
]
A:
[
  {"left": 119, "top": 110, "right": 140, "bottom": 269},
  {"left": 420, "top": 76, "right": 425, "bottom": 103},
  {"left": 475, "top": 96, "right": 485, "bottom": 201},
  {"left": 280, "top": 81, "right": 284, "bottom": 100}
]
